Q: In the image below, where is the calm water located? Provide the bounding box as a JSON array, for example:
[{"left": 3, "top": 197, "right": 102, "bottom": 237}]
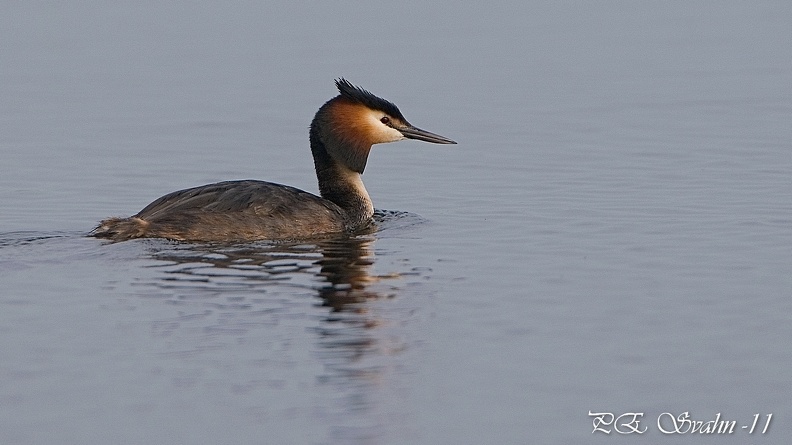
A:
[{"left": 2, "top": 2, "right": 791, "bottom": 444}]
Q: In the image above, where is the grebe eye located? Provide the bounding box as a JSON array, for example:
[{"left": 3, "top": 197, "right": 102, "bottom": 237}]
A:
[{"left": 380, "top": 116, "right": 390, "bottom": 125}]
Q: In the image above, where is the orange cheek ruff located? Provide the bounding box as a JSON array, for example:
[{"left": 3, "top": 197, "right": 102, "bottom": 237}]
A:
[
  {"left": 329, "top": 100, "right": 404, "bottom": 146},
  {"left": 329, "top": 101, "right": 378, "bottom": 147}
]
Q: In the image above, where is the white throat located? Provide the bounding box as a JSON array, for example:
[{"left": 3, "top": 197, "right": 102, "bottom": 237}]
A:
[{"left": 338, "top": 165, "right": 374, "bottom": 218}]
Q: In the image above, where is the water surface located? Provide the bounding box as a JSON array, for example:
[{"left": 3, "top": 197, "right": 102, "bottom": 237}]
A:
[{"left": 2, "top": 2, "right": 791, "bottom": 444}]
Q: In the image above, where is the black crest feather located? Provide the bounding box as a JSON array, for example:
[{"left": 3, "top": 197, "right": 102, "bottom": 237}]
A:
[{"left": 335, "top": 78, "right": 407, "bottom": 121}]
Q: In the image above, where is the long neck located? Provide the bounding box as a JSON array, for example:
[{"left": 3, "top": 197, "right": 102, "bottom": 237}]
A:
[{"left": 310, "top": 125, "right": 374, "bottom": 227}]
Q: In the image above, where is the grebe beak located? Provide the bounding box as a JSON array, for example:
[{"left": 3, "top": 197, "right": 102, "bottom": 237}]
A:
[{"left": 399, "top": 125, "right": 457, "bottom": 144}]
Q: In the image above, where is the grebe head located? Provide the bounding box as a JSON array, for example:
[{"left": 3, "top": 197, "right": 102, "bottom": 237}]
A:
[{"left": 312, "top": 78, "right": 457, "bottom": 173}]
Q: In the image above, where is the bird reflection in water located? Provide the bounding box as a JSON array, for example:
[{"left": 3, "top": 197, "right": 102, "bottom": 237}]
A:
[
  {"left": 145, "top": 231, "right": 392, "bottom": 313},
  {"left": 140, "top": 224, "right": 409, "bottom": 384},
  {"left": 124, "top": 217, "right": 424, "bottom": 440}
]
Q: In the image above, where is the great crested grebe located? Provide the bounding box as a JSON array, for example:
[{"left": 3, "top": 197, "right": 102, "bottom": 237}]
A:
[{"left": 91, "top": 79, "right": 456, "bottom": 242}]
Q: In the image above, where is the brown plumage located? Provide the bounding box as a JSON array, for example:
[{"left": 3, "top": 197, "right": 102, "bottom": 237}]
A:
[{"left": 92, "top": 79, "right": 456, "bottom": 242}]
